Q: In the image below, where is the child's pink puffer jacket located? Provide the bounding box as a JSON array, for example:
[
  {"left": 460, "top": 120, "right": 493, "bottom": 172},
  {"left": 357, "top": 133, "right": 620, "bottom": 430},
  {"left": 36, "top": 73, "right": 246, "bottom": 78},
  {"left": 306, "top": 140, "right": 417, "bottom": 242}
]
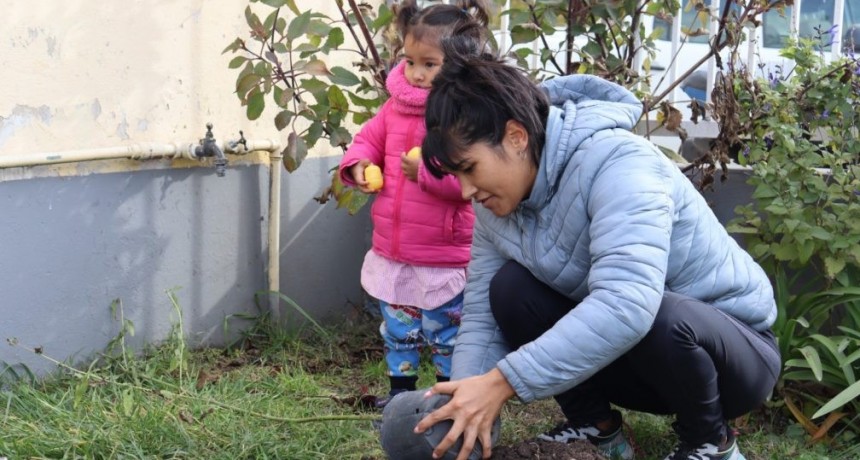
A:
[{"left": 339, "top": 60, "right": 474, "bottom": 267}]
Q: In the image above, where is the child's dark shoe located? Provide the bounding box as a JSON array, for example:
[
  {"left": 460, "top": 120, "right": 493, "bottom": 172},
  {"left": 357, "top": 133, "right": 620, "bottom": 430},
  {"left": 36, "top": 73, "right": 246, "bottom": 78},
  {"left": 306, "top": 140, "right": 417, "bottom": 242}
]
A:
[{"left": 374, "top": 388, "right": 408, "bottom": 410}]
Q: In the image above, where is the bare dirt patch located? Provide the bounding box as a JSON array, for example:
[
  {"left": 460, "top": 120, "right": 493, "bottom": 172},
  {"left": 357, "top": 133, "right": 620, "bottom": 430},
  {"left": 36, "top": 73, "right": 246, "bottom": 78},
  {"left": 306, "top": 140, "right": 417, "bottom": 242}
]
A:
[
  {"left": 280, "top": 310, "right": 612, "bottom": 459},
  {"left": 491, "top": 438, "right": 605, "bottom": 459}
]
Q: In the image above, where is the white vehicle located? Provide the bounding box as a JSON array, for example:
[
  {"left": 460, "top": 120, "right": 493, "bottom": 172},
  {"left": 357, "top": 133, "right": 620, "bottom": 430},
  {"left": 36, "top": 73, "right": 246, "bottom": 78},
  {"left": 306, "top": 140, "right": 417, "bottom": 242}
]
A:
[{"left": 648, "top": 0, "right": 860, "bottom": 103}]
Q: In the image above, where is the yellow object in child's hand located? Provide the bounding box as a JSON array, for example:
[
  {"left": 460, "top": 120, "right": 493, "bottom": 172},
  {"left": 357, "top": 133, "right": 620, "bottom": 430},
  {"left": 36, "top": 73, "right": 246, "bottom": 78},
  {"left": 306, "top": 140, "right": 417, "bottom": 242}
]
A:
[
  {"left": 365, "top": 164, "right": 384, "bottom": 191},
  {"left": 407, "top": 147, "right": 421, "bottom": 160}
]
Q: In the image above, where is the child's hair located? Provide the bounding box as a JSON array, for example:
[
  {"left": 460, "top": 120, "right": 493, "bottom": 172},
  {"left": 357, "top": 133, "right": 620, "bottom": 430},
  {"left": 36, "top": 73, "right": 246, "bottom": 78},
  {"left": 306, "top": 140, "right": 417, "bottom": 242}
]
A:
[
  {"left": 395, "top": 0, "right": 490, "bottom": 48},
  {"left": 422, "top": 35, "right": 550, "bottom": 179}
]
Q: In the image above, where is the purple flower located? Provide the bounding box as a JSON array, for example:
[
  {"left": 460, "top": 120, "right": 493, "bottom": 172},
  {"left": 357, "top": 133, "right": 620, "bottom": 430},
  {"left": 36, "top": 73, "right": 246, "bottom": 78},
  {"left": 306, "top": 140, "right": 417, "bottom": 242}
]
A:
[
  {"left": 768, "top": 72, "right": 779, "bottom": 88},
  {"left": 743, "top": 145, "right": 750, "bottom": 158},
  {"left": 824, "top": 24, "right": 839, "bottom": 47},
  {"left": 764, "top": 136, "right": 774, "bottom": 150},
  {"left": 821, "top": 109, "right": 830, "bottom": 120}
]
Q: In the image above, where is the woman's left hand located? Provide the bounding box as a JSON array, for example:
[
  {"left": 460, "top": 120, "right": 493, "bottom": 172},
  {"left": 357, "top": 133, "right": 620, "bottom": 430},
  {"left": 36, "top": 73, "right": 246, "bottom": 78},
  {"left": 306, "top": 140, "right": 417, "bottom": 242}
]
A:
[
  {"left": 400, "top": 152, "right": 419, "bottom": 182},
  {"left": 414, "top": 368, "right": 515, "bottom": 460}
]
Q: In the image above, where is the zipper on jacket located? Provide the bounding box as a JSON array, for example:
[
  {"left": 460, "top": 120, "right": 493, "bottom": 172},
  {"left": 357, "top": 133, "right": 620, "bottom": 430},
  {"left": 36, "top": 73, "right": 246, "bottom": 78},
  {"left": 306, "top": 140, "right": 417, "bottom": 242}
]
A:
[
  {"left": 391, "top": 173, "right": 406, "bottom": 260},
  {"left": 525, "top": 209, "right": 544, "bottom": 279},
  {"left": 391, "top": 119, "right": 418, "bottom": 260}
]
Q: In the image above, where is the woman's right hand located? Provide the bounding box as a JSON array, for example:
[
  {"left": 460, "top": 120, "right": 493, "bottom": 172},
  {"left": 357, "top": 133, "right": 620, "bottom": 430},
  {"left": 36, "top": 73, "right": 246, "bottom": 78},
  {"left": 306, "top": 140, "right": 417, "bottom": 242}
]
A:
[
  {"left": 414, "top": 368, "right": 515, "bottom": 460},
  {"left": 349, "top": 159, "right": 376, "bottom": 194}
]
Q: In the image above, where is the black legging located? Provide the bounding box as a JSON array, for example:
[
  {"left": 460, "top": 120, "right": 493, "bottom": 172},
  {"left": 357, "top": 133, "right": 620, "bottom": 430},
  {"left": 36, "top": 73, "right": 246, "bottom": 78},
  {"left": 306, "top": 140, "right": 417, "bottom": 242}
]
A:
[{"left": 489, "top": 260, "right": 781, "bottom": 445}]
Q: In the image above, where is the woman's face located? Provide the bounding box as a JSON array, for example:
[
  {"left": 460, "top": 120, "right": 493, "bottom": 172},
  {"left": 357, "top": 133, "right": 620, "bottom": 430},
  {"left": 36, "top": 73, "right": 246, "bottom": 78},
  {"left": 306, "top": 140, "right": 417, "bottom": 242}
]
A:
[
  {"left": 450, "top": 121, "right": 537, "bottom": 217},
  {"left": 402, "top": 34, "right": 444, "bottom": 88}
]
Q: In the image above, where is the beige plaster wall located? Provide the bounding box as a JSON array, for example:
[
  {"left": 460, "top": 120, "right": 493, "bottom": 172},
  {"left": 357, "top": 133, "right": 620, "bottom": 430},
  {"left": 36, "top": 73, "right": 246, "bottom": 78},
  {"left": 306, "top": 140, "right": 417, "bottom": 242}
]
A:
[{"left": 0, "top": 1, "right": 369, "bottom": 162}]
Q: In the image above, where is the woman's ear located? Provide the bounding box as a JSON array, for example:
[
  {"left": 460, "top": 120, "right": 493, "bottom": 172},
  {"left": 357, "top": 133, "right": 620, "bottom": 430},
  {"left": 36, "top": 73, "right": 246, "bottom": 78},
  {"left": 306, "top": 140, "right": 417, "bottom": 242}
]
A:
[{"left": 504, "top": 120, "right": 529, "bottom": 153}]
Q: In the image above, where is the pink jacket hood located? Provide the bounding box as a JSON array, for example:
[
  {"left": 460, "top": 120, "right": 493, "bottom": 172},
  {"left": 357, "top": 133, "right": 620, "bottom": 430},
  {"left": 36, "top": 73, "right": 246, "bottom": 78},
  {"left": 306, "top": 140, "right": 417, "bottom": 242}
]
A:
[{"left": 338, "top": 60, "right": 474, "bottom": 267}]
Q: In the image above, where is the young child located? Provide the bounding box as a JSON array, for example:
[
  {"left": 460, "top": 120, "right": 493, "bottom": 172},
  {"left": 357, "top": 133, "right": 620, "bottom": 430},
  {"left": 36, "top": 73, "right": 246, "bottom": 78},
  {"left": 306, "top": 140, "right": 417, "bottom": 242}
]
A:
[{"left": 338, "top": 0, "right": 490, "bottom": 408}]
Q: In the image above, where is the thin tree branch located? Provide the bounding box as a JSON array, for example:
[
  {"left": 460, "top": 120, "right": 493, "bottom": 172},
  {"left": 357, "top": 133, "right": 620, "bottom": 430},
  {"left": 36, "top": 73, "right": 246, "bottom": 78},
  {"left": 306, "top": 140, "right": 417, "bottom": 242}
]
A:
[
  {"left": 337, "top": 2, "right": 368, "bottom": 57},
  {"left": 346, "top": 0, "right": 388, "bottom": 83},
  {"left": 528, "top": 2, "right": 565, "bottom": 75}
]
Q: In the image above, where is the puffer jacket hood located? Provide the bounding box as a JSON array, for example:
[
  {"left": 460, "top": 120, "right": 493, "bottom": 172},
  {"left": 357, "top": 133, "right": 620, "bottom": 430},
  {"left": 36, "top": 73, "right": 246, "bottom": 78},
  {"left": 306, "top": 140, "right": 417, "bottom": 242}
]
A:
[{"left": 523, "top": 75, "right": 642, "bottom": 211}]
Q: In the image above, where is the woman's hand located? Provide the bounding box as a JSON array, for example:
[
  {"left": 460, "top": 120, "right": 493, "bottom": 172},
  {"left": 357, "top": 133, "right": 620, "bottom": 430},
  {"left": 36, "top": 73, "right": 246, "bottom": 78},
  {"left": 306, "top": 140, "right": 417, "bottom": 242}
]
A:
[
  {"left": 400, "top": 152, "right": 419, "bottom": 182},
  {"left": 414, "top": 368, "right": 516, "bottom": 460},
  {"left": 349, "top": 159, "right": 376, "bottom": 193}
]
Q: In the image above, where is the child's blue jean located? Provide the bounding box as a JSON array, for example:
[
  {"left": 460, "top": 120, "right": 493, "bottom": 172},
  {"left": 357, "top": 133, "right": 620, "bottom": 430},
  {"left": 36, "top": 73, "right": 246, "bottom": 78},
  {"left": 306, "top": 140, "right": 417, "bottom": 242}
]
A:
[{"left": 378, "top": 292, "right": 463, "bottom": 378}]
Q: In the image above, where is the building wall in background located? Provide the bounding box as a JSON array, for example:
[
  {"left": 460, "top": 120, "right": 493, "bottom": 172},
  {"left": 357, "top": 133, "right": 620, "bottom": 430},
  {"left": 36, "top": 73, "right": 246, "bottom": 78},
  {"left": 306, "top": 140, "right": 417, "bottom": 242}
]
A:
[
  {"left": 0, "top": 1, "right": 362, "bottom": 157},
  {"left": 0, "top": 1, "right": 373, "bottom": 376}
]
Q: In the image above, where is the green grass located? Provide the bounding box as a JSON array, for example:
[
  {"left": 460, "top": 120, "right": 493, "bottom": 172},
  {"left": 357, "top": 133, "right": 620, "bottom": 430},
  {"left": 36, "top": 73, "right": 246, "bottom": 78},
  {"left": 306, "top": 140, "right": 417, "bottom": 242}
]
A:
[{"left": 1, "top": 313, "right": 855, "bottom": 459}]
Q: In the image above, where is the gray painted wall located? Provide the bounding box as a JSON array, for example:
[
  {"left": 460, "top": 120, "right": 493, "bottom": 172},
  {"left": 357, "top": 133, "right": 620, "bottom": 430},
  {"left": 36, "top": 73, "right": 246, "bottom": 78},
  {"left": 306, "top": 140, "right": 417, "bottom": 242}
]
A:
[
  {"left": 0, "top": 156, "right": 370, "bottom": 377},
  {"left": 0, "top": 147, "right": 753, "bottom": 380},
  {"left": 680, "top": 138, "right": 756, "bottom": 246},
  {"left": 278, "top": 157, "right": 372, "bottom": 323},
  {"left": 697, "top": 167, "right": 755, "bottom": 230}
]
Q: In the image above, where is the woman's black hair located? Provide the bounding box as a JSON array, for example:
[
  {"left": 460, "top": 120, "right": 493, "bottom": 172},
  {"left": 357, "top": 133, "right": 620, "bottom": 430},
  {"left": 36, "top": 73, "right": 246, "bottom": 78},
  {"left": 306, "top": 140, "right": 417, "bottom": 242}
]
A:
[
  {"left": 395, "top": 0, "right": 490, "bottom": 49},
  {"left": 423, "top": 36, "right": 550, "bottom": 178}
]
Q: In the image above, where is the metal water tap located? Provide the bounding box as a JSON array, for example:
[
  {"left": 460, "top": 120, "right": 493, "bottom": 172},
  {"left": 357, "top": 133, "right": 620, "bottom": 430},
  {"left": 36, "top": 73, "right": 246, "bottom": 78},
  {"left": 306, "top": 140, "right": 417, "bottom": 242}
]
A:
[
  {"left": 195, "top": 122, "right": 227, "bottom": 177},
  {"left": 227, "top": 130, "right": 248, "bottom": 153}
]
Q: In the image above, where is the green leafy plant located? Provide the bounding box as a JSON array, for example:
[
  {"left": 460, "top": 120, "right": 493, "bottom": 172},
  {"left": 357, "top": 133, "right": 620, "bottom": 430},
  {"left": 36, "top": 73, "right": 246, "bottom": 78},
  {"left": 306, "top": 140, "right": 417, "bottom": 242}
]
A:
[
  {"left": 784, "top": 330, "right": 860, "bottom": 412},
  {"left": 225, "top": 0, "right": 790, "bottom": 213},
  {"left": 498, "top": 0, "right": 662, "bottom": 86},
  {"left": 223, "top": 0, "right": 396, "bottom": 213},
  {"left": 716, "top": 32, "right": 860, "bottom": 441},
  {"left": 769, "top": 264, "right": 860, "bottom": 444},
  {"left": 723, "top": 33, "right": 860, "bottom": 279},
  {"left": 770, "top": 267, "right": 860, "bottom": 369},
  {"left": 781, "top": 328, "right": 860, "bottom": 445}
]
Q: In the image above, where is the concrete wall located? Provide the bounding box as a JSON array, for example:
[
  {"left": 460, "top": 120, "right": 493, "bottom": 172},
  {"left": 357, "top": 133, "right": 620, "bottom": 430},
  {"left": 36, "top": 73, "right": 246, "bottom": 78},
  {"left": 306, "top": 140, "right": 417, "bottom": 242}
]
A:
[
  {"left": 2, "top": 163, "right": 265, "bottom": 374},
  {"left": 1, "top": 2, "right": 374, "bottom": 377},
  {"left": 0, "top": 1, "right": 358, "bottom": 154},
  {"left": 679, "top": 138, "right": 755, "bottom": 244},
  {"left": 0, "top": 155, "right": 369, "bottom": 377}
]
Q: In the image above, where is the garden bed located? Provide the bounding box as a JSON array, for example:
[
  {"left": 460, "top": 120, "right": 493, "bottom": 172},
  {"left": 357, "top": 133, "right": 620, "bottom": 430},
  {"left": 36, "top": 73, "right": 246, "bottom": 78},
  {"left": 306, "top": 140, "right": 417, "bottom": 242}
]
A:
[{"left": 0, "top": 308, "right": 850, "bottom": 459}]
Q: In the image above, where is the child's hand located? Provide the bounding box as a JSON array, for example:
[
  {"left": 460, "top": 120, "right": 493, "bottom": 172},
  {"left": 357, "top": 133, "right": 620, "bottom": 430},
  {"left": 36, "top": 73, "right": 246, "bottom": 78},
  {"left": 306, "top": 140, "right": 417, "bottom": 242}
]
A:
[
  {"left": 350, "top": 159, "right": 377, "bottom": 193},
  {"left": 400, "top": 152, "right": 419, "bottom": 182}
]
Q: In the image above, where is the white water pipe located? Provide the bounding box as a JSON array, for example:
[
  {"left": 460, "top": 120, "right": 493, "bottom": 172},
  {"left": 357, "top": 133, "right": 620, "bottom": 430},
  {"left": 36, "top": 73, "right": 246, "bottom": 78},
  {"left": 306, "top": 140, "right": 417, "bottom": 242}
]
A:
[
  {"left": 0, "top": 137, "right": 285, "bottom": 318},
  {"left": 0, "top": 143, "right": 198, "bottom": 167},
  {"left": 268, "top": 147, "right": 283, "bottom": 323},
  {"left": 0, "top": 139, "right": 280, "bottom": 168}
]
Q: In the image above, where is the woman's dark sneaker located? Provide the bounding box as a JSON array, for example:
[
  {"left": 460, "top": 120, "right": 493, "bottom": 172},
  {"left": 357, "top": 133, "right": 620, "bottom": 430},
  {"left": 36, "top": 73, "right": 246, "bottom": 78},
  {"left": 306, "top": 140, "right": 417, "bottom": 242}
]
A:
[
  {"left": 538, "top": 409, "right": 634, "bottom": 459},
  {"left": 663, "top": 430, "right": 745, "bottom": 460}
]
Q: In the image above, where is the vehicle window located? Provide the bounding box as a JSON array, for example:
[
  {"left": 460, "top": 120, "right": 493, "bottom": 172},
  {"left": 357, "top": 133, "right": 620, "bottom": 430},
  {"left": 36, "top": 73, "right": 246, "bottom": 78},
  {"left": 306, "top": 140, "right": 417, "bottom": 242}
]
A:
[
  {"left": 763, "top": 0, "right": 859, "bottom": 49},
  {"left": 654, "top": 0, "right": 726, "bottom": 45},
  {"left": 656, "top": 0, "right": 858, "bottom": 50}
]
